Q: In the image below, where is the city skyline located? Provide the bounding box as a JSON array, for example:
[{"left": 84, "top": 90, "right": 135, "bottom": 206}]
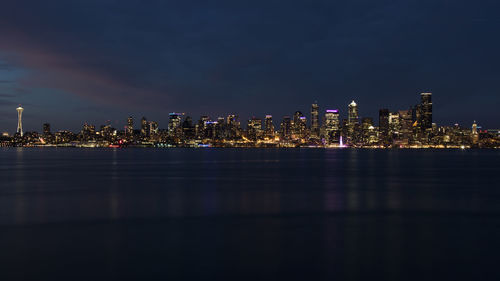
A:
[
  {"left": 3, "top": 92, "right": 499, "bottom": 149},
  {"left": 0, "top": 93, "right": 495, "bottom": 135},
  {"left": 1, "top": 1, "right": 500, "bottom": 132}
]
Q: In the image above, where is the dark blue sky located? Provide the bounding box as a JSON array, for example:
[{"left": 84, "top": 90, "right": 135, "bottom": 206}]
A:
[{"left": 0, "top": 0, "right": 499, "bottom": 132}]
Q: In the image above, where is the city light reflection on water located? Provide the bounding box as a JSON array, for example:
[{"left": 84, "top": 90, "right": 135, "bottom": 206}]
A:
[{"left": 0, "top": 148, "right": 499, "bottom": 280}]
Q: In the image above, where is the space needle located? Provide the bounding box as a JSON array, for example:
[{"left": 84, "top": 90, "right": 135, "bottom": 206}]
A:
[{"left": 16, "top": 105, "right": 24, "bottom": 137}]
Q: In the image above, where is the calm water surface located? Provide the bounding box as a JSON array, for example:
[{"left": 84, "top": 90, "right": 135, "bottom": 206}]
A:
[{"left": 0, "top": 148, "right": 499, "bottom": 280}]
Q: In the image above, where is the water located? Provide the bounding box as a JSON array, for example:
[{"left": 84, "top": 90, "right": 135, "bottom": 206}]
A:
[{"left": 0, "top": 148, "right": 499, "bottom": 280}]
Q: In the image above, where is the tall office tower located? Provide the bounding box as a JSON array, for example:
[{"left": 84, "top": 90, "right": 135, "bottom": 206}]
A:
[
  {"left": 292, "top": 111, "right": 307, "bottom": 139},
  {"left": 311, "top": 103, "right": 319, "bottom": 138},
  {"left": 389, "top": 112, "right": 401, "bottom": 136},
  {"left": 264, "top": 115, "right": 274, "bottom": 138},
  {"left": 196, "top": 116, "right": 210, "bottom": 139},
  {"left": 399, "top": 109, "right": 413, "bottom": 142},
  {"left": 168, "top": 113, "right": 182, "bottom": 136},
  {"left": 246, "top": 117, "right": 262, "bottom": 140},
  {"left": 280, "top": 116, "right": 292, "bottom": 140},
  {"left": 379, "top": 109, "right": 390, "bottom": 145},
  {"left": 419, "top": 93, "right": 432, "bottom": 130},
  {"left": 226, "top": 114, "right": 240, "bottom": 139},
  {"left": 182, "top": 116, "right": 195, "bottom": 139},
  {"left": 472, "top": 120, "right": 478, "bottom": 135},
  {"left": 140, "top": 117, "right": 149, "bottom": 137},
  {"left": 215, "top": 117, "right": 226, "bottom": 139},
  {"left": 361, "top": 117, "right": 373, "bottom": 143},
  {"left": 347, "top": 101, "right": 359, "bottom": 125},
  {"left": 43, "top": 123, "right": 51, "bottom": 135},
  {"left": 16, "top": 105, "right": 24, "bottom": 136},
  {"left": 323, "top": 109, "right": 340, "bottom": 143},
  {"left": 126, "top": 116, "right": 134, "bottom": 137},
  {"left": 471, "top": 120, "right": 479, "bottom": 145}
]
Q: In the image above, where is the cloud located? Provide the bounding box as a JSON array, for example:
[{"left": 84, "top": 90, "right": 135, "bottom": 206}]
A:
[{"left": 0, "top": 0, "right": 499, "bottom": 128}]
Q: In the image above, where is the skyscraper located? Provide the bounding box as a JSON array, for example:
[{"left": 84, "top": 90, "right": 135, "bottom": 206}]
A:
[
  {"left": 246, "top": 117, "right": 262, "bottom": 140},
  {"left": 379, "top": 109, "right": 390, "bottom": 145},
  {"left": 292, "top": 111, "right": 306, "bottom": 139},
  {"left": 264, "top": 115, "right": 274, "bottom": 138},
  {"left": 471, "top": 120, "right": 479, "bottom": 145},
  {"left": 168, "top": 113, "right": 183, "bottom": 136},
  {"left": 140, "top": 117, "right": 149, "bottom": 138},
  {"left": 182, "top": 116, "right": 195, "bottom": 139},
  {"left": 361, "top": 117, "right": 373, "bottom": 143},
  {"left": 311, "top": 103, "right": 319, "bottom": 138},
  {"left": 323, "top": 109, "right": 340, "bottom": 144},
  {"left": 399, "top": 109, "right": 413, "bottom": 143},
  {"left": 16, "top": 105, "right": 24, "bottom": 136},
  {"left": 126, "top": 116, "right": 134, "bottom": 137},
  {"left": 420, "top": 93, "right": 432, "bottom": 130},
  {"left": 348, "top": 101, "right": 359, "bottom": 125},
  {"left": 389, "top": 112, "right": 400, "bottom": 137},
  {"left": 280, "top": 116, "right": 292, "bottom": 140}
]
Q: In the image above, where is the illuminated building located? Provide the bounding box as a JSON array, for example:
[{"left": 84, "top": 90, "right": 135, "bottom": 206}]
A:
[
  {"left": 399, "top": 109, "right": 413, "bottom": 143},
  {"left": 182, "top": 116, "right": 195, "bottom": 139},
  {"left": 81, "top": 123, "right": 96, "bottom": 141},
  {"left": 280, "top": 116, "right": 292, "bottom": 140},
  {"left": 168, "top": 113, "right": 183, "bottom": 136},
  {"left": 389, "top": 112, "right": 400, "bottom": 139},
  {"left": 420, "top": 93, "right": 432, "bottom": 130},
  {"left": 379, "top": 109, "right": 389, "bottom": 145},
  {"left": 196, "top": 116, "right": 210, "bottom": 139},
  {"left": 348, "top": 101, "right": 359, "bottom": 125},
  {"left": 264, "top": 115, "right": 274, "bottom": 138},
  {"left": 471, "top": 120, "right": 479, "bottom": 145},
  {"left": 226, "top": 114, "right": 241, "bottom": 139},
  {"left": 323, "top": 109, "right": 340, "bottom": 144},
  {"left": 247, "top": 117, "right": 262, "bottom": 140},
  {"left": 292, "top": 111, "right": 307, "bottom": 139},
  {"left": 361, "top": 117, "right": 373, "bottom": 143},
  {"left": 215, "top": 117, "right": 226, "bottom": 139},
  {"left": 311, "top": 103, "right": 319, "bottom": 138},
  {"left": 141, "top": 117, "right": 149, "bottom": 138},
  {"left": 99, "top": 124, "right": 112, "bottom": 139},
  {"left": 126, "top": 116, "right": 133, "bottom": 137},
  {"left": 346, "top": 101, "right": 359, "bottom": 144},
  {"left": 150, "top": 121, "right": 159, "bottom": 136},
  {"left": 16, "top": 105, "right": 24, "bottom": 136}
]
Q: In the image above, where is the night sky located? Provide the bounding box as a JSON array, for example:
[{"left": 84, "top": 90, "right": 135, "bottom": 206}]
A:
[{"left": 0, "top": 0, "right": 499, "bottom": 132}]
